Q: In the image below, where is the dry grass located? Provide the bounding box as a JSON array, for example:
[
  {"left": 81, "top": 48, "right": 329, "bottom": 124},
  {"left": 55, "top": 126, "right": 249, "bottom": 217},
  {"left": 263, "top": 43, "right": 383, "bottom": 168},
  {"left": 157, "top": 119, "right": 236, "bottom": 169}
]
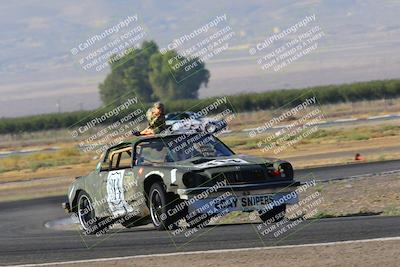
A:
[
  {"left": 1, "top": 98, "right": 399, "bottom": 150},
  {"left": 222, "top": 124, "right": 400, "bottom": 149},
  {"left": 221, "top": 123, "right": 400, "bottom": 168},
  {"left": 228, "top": 98, "right": 400, "bottom": 132},
  {"left": 0, "top": 146, "right": 93, "bottom": 173},
  {"left": 218, "top": 173, "right": 400, "bottom": 225},
  {"left": 305, "top": 173, "right": 400, "bottom": 217}
]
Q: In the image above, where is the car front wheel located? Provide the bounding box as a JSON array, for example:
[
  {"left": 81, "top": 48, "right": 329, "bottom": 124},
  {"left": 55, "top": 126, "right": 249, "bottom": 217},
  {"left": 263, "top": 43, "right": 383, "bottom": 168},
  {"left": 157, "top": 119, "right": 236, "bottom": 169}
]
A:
[{"left": 149, "top": 183, "right": 183, "bottom": 231}]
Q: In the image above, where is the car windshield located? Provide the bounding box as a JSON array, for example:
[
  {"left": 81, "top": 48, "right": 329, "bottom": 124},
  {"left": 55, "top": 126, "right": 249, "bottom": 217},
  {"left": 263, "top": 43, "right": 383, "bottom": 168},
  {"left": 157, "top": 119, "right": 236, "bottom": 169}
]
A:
[
  {"left": 186, "top": 112, "right": 203, "bottom": 119},
  {"left": 136, "top": 134, "right": 234, "bottom": 163},
  {"left": 165, "top": 113, "right": 178, "bottom": 120}
]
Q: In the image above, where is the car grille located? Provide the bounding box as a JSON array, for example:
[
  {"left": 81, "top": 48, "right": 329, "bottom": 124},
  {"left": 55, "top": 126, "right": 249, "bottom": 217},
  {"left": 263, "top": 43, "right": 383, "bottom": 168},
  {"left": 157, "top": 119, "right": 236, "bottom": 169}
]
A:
[
  {"left": 183, "top": 163, "right": 294, "bottom": 188},
  {"left": 212, "top": 169, "right": 267, "bottom": 185},
  {"left": 210, "top": 163, "right": 293, "bottom": 185}
]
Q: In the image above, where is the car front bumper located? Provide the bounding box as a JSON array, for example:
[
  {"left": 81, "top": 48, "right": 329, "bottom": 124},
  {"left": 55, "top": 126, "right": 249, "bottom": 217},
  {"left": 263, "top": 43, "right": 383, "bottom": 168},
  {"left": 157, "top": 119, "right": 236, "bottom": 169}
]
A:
[
  {"left": 62, "top": 202, "right": 71, "bottom": 213},
  {"left": 188, "top": 191, "right": 298, "bottom": 214},
  {"left": 177, "top": 180, "right": 300, "bottom": 196},
  {"left": 177, "top": 180, "right": 300, "bottom": 214}
]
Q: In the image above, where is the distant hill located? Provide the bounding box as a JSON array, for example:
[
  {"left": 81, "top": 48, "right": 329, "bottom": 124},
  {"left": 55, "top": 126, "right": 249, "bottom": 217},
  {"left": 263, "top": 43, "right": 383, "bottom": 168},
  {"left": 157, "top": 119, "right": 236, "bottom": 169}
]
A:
[{"left": 0, "top": 0, "right": 399, "bottom": 117}]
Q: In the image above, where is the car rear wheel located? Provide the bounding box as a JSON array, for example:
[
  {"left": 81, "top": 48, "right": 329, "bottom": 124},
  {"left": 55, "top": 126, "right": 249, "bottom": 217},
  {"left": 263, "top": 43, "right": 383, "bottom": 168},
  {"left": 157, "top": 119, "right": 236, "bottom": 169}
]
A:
[
  {"left": 149, "top": 183, "right": 183, "bottom": 231},
  {"left": 77, "top": 191, "right": 110, "bottom": 235},
  {"left": 258, "top": 204, "right": 286, "bottom": 224}
]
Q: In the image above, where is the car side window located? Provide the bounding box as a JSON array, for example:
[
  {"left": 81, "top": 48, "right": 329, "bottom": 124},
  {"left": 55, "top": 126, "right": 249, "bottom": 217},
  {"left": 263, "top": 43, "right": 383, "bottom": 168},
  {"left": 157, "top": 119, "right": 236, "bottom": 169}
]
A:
[
  {"left": 110, "top": 153, "right": 119, "bottom": 170},
  {"left": 118, "top": 150, "right": 132, "bottom": 169},
  {"left": 135, "top": 141, "right": 168, "bottom": 165},
  {"left": 109, "top": 147, "right": 133, "bottom": 170}
]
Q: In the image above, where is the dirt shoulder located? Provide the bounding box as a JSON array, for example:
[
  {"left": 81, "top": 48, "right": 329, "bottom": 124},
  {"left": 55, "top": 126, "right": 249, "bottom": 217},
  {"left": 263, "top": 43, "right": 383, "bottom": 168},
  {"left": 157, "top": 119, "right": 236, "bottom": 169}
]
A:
[{"left": 215, "top": 172, "right": 400, "bottom": 225}]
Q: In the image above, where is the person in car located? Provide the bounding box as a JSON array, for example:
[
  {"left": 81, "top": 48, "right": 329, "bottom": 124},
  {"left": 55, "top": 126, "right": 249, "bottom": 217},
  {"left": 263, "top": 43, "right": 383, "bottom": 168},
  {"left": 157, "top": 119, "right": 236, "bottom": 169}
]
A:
[{"left": 139, "top": 102, "right": 166, "bottom": 135}]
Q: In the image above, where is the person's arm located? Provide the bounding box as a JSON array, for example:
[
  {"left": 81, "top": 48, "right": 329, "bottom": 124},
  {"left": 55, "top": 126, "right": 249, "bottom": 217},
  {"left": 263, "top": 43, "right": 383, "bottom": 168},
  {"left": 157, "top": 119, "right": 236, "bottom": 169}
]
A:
[
  {"left": 140, "top": 128, "right": 155, "bottom": 135},
  {"left": 139, "top": 109, "right": 157, "bottom": 135}
]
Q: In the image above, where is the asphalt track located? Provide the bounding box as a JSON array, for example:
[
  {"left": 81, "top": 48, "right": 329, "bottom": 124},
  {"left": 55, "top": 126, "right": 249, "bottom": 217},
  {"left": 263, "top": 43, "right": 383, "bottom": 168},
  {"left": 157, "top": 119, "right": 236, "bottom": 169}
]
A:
[{"left": 1, "top": 160, "right": 400, "bottom": 266}]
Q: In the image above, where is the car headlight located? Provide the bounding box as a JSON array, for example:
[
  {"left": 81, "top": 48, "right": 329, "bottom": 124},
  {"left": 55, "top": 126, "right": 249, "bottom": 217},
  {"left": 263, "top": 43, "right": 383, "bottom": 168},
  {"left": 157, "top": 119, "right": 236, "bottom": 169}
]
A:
[{"left": 182, "top": 172, "right": 208, "bottom": 188}]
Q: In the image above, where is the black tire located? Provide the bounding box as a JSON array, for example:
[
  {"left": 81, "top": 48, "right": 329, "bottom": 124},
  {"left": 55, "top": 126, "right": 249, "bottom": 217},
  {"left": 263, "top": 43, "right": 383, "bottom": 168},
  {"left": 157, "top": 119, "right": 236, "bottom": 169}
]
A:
[
  {"left": 148, "top": 183, "right": 184, "bottom": 231},
  {"left": 120, "top": 216, "right": 149, "bottom": 228},
  {"left": 258, "top": 204, "right": 286, "bottom": 224},
  {"left": 76, "top": 191, "right": 111, "bottom": 235}
]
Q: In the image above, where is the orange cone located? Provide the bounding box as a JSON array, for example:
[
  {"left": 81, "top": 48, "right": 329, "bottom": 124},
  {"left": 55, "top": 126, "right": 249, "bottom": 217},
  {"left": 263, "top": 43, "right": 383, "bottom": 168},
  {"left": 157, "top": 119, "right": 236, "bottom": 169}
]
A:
[{"left": 355, "top": 153, "right": 365, "bottom": 160}]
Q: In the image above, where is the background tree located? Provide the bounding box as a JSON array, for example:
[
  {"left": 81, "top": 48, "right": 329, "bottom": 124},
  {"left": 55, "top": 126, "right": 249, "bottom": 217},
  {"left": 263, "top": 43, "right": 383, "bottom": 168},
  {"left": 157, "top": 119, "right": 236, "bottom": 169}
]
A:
[
  {"left": 99, "top": 41, "right": 159, "bottom": 104},
  {"left": 99, "top": 40, "right": 210, "bottom": 105},
  {"left": 149, "top": 50, "right": 210, "bottom": 100}
]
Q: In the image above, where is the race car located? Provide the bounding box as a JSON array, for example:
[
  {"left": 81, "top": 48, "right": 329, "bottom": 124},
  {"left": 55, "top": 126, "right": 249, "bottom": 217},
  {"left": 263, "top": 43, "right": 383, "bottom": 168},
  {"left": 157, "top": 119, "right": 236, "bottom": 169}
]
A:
[
  {"left": 165, "top": 111, "right": 228, "bottom": 133},
  {"left": 63, "top": 132, "right": 300, "bottom": 233}
]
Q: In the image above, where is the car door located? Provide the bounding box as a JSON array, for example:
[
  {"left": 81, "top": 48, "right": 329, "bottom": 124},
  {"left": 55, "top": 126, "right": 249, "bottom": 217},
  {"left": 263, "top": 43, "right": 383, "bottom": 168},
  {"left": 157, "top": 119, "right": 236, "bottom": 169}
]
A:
[
  {"left": 103, "top": 146, "right": 140, "bottom": 218},
  {"left": 84, "top": 156, "right": 109, "bottom": 217}
]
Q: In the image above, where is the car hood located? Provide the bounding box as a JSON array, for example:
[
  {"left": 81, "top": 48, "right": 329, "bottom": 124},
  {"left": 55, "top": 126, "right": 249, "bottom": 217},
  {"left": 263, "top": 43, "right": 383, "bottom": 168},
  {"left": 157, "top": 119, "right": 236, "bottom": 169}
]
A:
[{"left": 163, "top": 154, "right": 280, "bottom": 170}]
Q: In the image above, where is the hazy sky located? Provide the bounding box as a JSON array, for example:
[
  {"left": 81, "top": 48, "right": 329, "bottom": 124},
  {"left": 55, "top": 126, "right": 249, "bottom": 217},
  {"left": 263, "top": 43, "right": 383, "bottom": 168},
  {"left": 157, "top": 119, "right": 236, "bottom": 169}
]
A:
[{"left": 1, "top": 0, "right": 399, "bottom": 117}]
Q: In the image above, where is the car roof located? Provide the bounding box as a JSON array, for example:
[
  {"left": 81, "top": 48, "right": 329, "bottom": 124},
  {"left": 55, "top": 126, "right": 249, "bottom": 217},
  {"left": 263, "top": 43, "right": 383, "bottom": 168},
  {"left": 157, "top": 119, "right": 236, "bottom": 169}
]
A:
[
  {"left": 110, "top": 132, "right": 206, "bottom": 150},
  {"left": 101, "top": 132, "right": 224, "bottom": 163}
]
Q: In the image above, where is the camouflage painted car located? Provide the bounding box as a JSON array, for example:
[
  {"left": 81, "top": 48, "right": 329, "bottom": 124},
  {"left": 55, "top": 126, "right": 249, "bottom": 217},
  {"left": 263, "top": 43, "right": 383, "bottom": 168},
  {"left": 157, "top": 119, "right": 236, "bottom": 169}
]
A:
[
  {"left": 63, "top": 132, "right": 300, "bottom": 233},
  {"left": 165, "top": 111, "right": 228, "bottom": 133}
]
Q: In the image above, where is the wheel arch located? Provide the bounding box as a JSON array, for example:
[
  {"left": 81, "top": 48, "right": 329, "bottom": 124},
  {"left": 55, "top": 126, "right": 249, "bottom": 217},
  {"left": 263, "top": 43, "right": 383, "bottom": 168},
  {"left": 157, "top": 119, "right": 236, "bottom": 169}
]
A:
[
  {"left": 143, "top": 174, "right": 164, "bottom": 204},
  {"left": 71, "top": 189, "right": 84, "bottom": 213}
]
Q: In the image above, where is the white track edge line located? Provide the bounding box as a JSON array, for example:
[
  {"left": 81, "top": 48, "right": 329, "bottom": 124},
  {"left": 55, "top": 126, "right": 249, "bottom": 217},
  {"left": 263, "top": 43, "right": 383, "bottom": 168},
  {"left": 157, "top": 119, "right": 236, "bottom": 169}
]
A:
[{"left": 8, "top": 236, "right": 400, "bottom": 267}]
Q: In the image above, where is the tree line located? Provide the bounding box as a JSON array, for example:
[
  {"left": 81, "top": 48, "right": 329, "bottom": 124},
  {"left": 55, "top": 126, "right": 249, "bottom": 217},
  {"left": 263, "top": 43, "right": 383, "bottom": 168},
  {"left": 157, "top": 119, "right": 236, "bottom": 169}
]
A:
[{"left": 1, "top": 79, "right": 400, "bottom": 134}]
